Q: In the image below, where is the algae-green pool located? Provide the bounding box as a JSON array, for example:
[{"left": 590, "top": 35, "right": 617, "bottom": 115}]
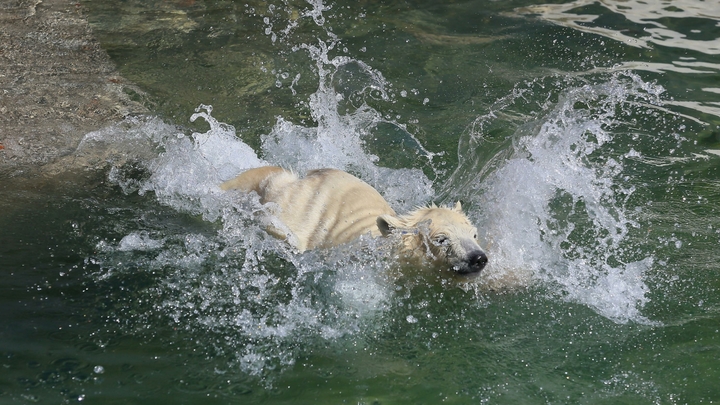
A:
[{"left": 3, "top": 0, "right": 720, "bottom": 403}]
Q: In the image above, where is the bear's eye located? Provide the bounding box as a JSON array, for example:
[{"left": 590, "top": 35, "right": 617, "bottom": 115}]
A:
[{"left": 433, "top": 235, "right": 449, "bottom": 246}]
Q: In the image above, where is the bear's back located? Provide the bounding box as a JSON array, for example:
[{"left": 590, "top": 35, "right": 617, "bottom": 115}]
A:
[{"left": 265, "top": 169, "right": 395, "bottom": 251}]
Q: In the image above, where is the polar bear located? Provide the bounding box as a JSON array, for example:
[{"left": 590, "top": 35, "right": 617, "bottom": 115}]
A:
[{"left": 221, "top": 166, "right": 487, "bottom": 276}]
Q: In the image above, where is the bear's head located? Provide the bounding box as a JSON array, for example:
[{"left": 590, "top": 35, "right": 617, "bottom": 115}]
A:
[{"left": 376, "top": 202, "right": 487, "bottom": 277}]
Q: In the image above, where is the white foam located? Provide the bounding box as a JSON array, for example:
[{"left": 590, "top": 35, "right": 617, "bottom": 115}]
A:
[
  {"left": 138, "top": 104, "right": 267, "bottom": 221},
  {"left": 117, "top": 231, "right": 164, "bottom": 252}
]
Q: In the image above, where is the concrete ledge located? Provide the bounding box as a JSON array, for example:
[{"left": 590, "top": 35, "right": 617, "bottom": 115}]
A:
[{"left": 0, "top": 0, "right": 147, "bottom": 177}]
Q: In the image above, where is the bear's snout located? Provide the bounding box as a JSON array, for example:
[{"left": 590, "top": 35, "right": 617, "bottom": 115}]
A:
[{"left": 457, "top": 250, "right": 488, "bottom": 275}]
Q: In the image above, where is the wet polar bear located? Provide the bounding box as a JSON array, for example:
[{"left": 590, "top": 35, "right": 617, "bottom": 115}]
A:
[{"left": 221, "top": 166, "right": 488, "bottom": 276}]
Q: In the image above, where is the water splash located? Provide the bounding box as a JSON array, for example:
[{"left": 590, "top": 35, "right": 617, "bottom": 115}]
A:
[
  {"left": 136, "top": 104, "right": 266, "bottom": 221},
  {"left": 465, "top": 72, "right": 664, "bottom": 324},
  {"left": 82, "top": 18, "right": 436, "bottom": 381},
  {"left": 78, "top": 2, "right": 677, "bottom": 388},
  {"left": 262, "top": 36, "right": 436, "bottom": 210}
]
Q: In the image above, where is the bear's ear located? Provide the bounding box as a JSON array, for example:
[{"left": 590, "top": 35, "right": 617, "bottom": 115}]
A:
[
  {"left": 377, "top": 214, "right": 404, "bottom": 237},
  {"left": 454, "top": 201, "right": 462, "bottom": 212}
]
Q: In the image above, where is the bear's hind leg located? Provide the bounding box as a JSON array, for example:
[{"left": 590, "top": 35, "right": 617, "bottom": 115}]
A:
[{"left": 220, "top": 166, "right": 286, "bottom": 194}]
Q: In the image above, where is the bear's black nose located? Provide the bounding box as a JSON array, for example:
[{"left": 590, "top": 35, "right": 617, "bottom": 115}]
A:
[
  {"left": 456, "top": 251, "right": 487, "bottom": 275},
  {"left": 468, "top": 251, "right": 488, "bottom": 272}
]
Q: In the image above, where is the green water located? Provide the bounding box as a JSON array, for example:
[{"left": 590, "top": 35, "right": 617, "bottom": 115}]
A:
[{"left": 3, "top": 0, "right": 720, "bottom": 403}]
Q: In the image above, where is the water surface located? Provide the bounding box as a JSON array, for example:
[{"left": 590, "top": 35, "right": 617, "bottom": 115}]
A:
[{"left": 2, "top": 0, "right": 720, "bottom": 403}]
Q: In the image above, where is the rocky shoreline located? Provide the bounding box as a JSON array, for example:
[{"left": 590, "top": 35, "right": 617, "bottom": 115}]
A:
[{"left": 0, "top": 0, "right": 147, "bottom": 177}]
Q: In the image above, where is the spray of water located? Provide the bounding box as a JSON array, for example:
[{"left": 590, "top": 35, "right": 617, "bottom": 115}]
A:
[{"left": 460, "top": 72, "right": 663, "bottom": 324}]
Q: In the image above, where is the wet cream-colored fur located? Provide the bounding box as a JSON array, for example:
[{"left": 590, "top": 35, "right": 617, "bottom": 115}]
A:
[{"left": 221, "top": 166, "right": 488, "bottom": 275}]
